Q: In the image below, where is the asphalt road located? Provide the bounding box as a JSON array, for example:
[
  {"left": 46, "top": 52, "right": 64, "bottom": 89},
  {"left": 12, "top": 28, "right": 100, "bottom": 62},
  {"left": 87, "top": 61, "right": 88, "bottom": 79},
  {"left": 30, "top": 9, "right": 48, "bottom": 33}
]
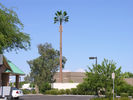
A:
[{"left": 19, "top": 95, "right": 94, "bottom": 100}]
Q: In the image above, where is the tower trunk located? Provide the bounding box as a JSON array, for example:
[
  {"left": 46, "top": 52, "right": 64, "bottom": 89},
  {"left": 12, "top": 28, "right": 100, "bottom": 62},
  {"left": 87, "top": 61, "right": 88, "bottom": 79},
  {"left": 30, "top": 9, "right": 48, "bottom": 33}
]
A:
[{"left": 59, "top": 24, "right": 63, "bottom": 83}]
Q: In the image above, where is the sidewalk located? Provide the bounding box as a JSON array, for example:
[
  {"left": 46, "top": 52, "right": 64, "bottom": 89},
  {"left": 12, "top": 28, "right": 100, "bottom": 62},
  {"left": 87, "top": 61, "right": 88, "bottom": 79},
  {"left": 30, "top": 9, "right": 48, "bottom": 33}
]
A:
[{"left": 0, "top": 97, "right": 7, "bottom": 100}]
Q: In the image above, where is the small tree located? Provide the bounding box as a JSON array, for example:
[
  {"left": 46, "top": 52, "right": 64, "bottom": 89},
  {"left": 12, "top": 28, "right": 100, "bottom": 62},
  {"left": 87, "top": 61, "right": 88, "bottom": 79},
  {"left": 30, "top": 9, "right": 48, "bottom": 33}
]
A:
[
  {"left": 24, "top": 74, "right": 33, "bottom": 83},
  {"left": 78, "top": 59, "right": 124, "bottom": 96},
  {"left": 123, "top": 72, "right": 133, "bottom": 78}
]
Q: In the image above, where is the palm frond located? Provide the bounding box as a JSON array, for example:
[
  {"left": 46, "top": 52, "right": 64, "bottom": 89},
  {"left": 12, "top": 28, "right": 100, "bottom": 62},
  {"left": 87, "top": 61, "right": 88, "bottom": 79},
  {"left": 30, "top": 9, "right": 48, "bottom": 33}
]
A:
[
  {"left": 54, "top": 10, "right": 69, "bottom": 24},
  {"left": 54, "top": 17, "right": 59, "bottom": 24},
  {"left": 64, "top": 16, "right": 69, "bottom": 22},
  {"left": 57, "top": 11, "right": 61, "bottom": 16},
  {"left": 63, "top": 11, "right": 67, "bottom": 16},
  {"left": 54, "top": 17, "right": 57, "bottom": 20},
  {"left": 60, "top": 10, "right": 62, "bottom": 15},
  {"left": 55, "top": 13, "right": 58, "bottom": 16}
]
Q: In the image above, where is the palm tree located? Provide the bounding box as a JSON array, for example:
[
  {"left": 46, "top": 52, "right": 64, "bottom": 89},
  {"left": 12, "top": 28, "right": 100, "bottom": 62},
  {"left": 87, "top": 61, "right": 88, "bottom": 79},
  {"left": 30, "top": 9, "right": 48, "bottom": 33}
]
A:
[{"left": 54, "top": 10, "right": 69, "bottom": 83}]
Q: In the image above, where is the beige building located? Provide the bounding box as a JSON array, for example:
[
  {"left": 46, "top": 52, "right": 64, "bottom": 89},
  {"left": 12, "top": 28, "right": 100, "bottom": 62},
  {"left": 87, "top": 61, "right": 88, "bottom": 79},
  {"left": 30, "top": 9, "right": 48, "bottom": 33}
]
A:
[
  {"left": 54, "top": 72, "right": 86, "bottom": 83},
  {"left": 54, "top": 72, "right": 133, "bottom": 86},
  {"left": 124, "top": 78, "right": 133, "bottom": 86}
]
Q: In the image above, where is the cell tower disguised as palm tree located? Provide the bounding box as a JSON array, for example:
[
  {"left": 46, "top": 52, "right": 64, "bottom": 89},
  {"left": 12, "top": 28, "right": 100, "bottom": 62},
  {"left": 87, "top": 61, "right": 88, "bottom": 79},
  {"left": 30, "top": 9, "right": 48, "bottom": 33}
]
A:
[{"left": 54, "top": 10, "right": 69, "bottom": 83}]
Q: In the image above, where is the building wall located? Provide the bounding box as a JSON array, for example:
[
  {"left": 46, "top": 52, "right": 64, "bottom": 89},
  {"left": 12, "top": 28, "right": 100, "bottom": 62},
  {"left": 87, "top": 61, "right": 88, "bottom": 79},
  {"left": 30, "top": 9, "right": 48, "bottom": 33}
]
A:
[
  {"left": 22, "top": 83, "right": 30, "bottom": 89},
  {"left": 124, "top": 78, "right": 133, "bottom": 86},
  {"left": 54, "top": 72, "right": 133, "bottom": 86},
  {"left": 52, "top": 83, "right": 79, "bottom": 90},
  {"left": 54, "top": 72, "right": 86, "bottom": 83},
  {"left": 0, "top": 65, "right": 7, "bottom": 86},
  {"left": 2, "top": 73, "right": 9, "bottom": 86}
]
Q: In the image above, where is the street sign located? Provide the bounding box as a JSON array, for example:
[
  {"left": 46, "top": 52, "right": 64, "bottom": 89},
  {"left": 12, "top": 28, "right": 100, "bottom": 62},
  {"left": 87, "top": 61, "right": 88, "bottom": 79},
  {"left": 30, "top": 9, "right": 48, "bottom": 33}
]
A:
[{"left": 112, "top": 72, "right": 115, "bottom": 79}]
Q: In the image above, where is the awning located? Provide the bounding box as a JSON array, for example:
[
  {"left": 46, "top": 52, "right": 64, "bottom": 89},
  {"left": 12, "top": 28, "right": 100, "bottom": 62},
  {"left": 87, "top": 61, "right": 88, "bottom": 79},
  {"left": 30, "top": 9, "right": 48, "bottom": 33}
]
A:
[{"left": 5, "top": 60, "right": 25, "bottom": 75}]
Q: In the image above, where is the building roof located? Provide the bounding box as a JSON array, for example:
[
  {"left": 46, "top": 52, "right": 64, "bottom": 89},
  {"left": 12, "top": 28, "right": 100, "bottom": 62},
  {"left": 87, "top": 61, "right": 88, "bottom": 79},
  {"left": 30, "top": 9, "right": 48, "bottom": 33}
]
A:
[
  {"left": 6, "top": 60, "right": 25, "bottom": 75},
  {"left": 3, "top": 56, "right": 25, "bottom": 75},
  {"left": 3, "top": 56, "right": 12, "bottom": 70}
]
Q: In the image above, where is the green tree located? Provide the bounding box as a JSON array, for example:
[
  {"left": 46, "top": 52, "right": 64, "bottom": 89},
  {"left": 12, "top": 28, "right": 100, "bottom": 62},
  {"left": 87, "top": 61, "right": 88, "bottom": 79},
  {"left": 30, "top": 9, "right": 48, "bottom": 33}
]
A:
[
  {"left": 19, "top": 81, "right": 28, "bottom": 88},
  {"left": 24, "top": 74, "right": 33, "bottom": 83},
  {"left": 27, "top": 43, "right": 67, "bottom": 93},
  {"left": 0, "top": 3, "right": 30, "bottom": 53},
  {"left": 54, "top": 10, "right": 69, "bottom": 82},
  {"left": 78, "top": 59, "right": 124, "bottom": 96},
  {"left": 123, "top": 72, "right": 133, "bottom": 78}
]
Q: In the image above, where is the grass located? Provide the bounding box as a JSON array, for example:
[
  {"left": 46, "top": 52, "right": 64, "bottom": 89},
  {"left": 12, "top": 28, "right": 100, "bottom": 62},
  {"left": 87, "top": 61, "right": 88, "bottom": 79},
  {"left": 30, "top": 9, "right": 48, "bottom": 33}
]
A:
[{"left": 91, "top": 97, "right": 131, "bottom": 100}]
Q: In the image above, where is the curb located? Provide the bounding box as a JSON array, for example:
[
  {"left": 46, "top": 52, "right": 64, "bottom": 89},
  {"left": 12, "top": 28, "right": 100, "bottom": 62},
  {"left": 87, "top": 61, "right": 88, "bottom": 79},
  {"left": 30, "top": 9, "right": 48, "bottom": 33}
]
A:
[
  {"left": 24, "top": 94, "right": 97, "bottom": 97},
  {"left": 24, "top": 94, "right": 43, "bottom": 96}
]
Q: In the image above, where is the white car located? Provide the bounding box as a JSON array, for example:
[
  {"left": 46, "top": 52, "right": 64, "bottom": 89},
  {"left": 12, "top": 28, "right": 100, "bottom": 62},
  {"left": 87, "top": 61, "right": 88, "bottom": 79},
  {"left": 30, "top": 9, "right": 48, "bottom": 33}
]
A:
[{"left": 11, "top": 87, "right": 23, "bottom": 99}]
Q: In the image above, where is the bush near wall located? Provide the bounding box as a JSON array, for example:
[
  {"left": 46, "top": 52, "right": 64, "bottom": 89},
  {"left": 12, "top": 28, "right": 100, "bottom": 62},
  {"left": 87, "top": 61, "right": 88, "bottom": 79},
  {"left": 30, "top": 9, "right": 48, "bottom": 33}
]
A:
[
  {"left": 131, "top": 93, "right": 133, "bottom": 97},
  {"left": 22, "top": 89, "right": 36, "bottom": 94},
  {"left": 91, "top": 97, "right": 130, "bottom": 100},
  {"left": 71, "top": 88, "right": 78, "bottom": 95},
  {"left": 45, "top": 89, "right": 71, "bottom": 95},
  {"left": 45, "top": 89, "right": 59, "bottom": 95},
  {"left": 44, "top": 82, "right": 133, "bottom": 96},
  {"left": 22, "top": 89, "right": 31, "bottom": 94},
  {"left": 39, "top": 82, "right": 51, "bottom": 93},
  {"left": 45, "top": 88, "right": 96, "bottom": 95},
  {"left": 65, "top": 89, "right": 71, "bottom": 94},
  {"left": 120, "top": 93, "right": 129, "bottom": 97},
  {"left": 116, "top": 82, "right": 133, "bottom": 96}
]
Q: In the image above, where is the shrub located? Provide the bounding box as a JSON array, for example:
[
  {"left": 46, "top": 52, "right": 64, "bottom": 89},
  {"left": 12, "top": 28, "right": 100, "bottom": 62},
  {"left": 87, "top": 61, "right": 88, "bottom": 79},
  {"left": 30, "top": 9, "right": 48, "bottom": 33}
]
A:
[
  {"left": 105, "top": 92, "right": 113, "bottom": 98},
  {"left": 65, "top": 89, "right": 71, "bottom": 95},
  {"left": 85, "top": 91, "right": 96, "bottom": 95},
  {"left": 50, "top": 89, "right": 59, "bottom": 95},
  {"left": 120, "top": 93, "right": 129, "bottom": 97},
  {"left": 45, "top": 90, "right": 50, "bottom": 94},
  {"left": 91, "top": 97, "right": 130, "bottom": 100},
  {"left": 77, "top": 82, "right": 93, "bottom": 95},
  {"left": 119, "top": 97, "right": 130, "bottom": 100},
  {"left": 30, "top": 83, "right": 35, "bottom": 88},
  {"left": 39, "top": 82, "right": 51, "bottom": 93},
  {"left": 22, "top": 89, "right": 31, "bottom": 94},
  {"left": 31, "top": 89, "right": 36, "bottom": 94},
  {"left": 131, "top": 93, "right": 133, "bottom": 97},
  {"left": 116, "top": 82, "right": 133, "bottom": 95},
  {"left": 59, "top": 89, "right": 65, "bottom": 94},
  {"left": 45, "top": 89, "right": 59, "bottom": 95},
  {"left": 71, "top": 88, "right": 78, "bottom": 95},
  {"left": 19, "top": 82, "right": 28, "bottom": 88}
]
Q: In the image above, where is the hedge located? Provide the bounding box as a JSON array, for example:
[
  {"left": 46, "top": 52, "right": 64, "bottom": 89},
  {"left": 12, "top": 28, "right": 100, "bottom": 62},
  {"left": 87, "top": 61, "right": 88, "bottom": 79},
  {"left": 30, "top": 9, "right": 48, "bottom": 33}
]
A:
[
  {"left": 22, "top": 89, "right": 36, "bottom": 94},
  {"left": 120, "top": 93, "right": 129, "bottom": 97},
  {"left": 91, "top": 97, "right": 130, "bottom": 100}
]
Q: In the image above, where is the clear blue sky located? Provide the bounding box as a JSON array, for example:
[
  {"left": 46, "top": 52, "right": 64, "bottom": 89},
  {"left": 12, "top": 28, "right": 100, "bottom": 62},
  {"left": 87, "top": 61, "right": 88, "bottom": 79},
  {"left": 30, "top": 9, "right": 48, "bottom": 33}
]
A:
[{"left": 1, "top": 0, "right": 133, "bottom": 74}]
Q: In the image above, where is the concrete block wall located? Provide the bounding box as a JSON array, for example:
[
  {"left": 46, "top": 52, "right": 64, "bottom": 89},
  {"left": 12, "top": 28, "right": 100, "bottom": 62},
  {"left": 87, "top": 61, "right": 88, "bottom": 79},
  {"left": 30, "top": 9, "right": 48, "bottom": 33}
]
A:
[
  {"left": 52, "top": 83, "right": 79, "bottom": 90},
  {"left": 54, "top": 72, "right": 133, "bottom": 86},
  {"left": 124, "top": 78, "right": 133, "bottom": 86},
  {"left": 54, "top": 72, "right": 86, "bottom": 83}
]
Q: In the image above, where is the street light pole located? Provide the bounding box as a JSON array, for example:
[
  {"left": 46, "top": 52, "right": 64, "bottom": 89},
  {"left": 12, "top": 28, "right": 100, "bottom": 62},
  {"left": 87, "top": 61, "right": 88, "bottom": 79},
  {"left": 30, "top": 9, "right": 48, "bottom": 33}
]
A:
[
  {"left": 95, "top": 57, "right": 97, "bottom": 67},
  {"left": 112, "top": 72, "right": 115, "bottom": 100},
  {"left": 89, "top": 57, "right": 97, "bottom": 67},
  {"left": 113, "top": 78, "right": 114, "bottom": 100}
]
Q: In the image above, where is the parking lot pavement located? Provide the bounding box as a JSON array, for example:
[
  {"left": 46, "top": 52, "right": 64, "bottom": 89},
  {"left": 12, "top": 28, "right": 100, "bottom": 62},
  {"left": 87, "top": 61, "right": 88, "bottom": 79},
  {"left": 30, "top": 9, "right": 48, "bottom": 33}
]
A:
[{"left": 20, "top": 95, "right": 94, "bottom": 100}]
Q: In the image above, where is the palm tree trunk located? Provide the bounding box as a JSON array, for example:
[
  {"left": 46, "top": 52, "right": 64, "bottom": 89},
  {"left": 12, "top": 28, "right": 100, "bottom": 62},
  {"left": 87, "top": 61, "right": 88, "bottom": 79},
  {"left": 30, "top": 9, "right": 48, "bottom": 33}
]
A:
[{"left": 59, "top": 24, "right": 63, "bottom": 83}]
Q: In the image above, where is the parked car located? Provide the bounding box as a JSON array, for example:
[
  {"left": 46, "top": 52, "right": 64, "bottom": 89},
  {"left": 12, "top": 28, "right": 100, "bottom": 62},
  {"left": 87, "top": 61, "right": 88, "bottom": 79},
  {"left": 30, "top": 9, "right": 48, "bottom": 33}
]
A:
[{"left": 11, "top": 87, "right": 23, "bottom": 99}]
